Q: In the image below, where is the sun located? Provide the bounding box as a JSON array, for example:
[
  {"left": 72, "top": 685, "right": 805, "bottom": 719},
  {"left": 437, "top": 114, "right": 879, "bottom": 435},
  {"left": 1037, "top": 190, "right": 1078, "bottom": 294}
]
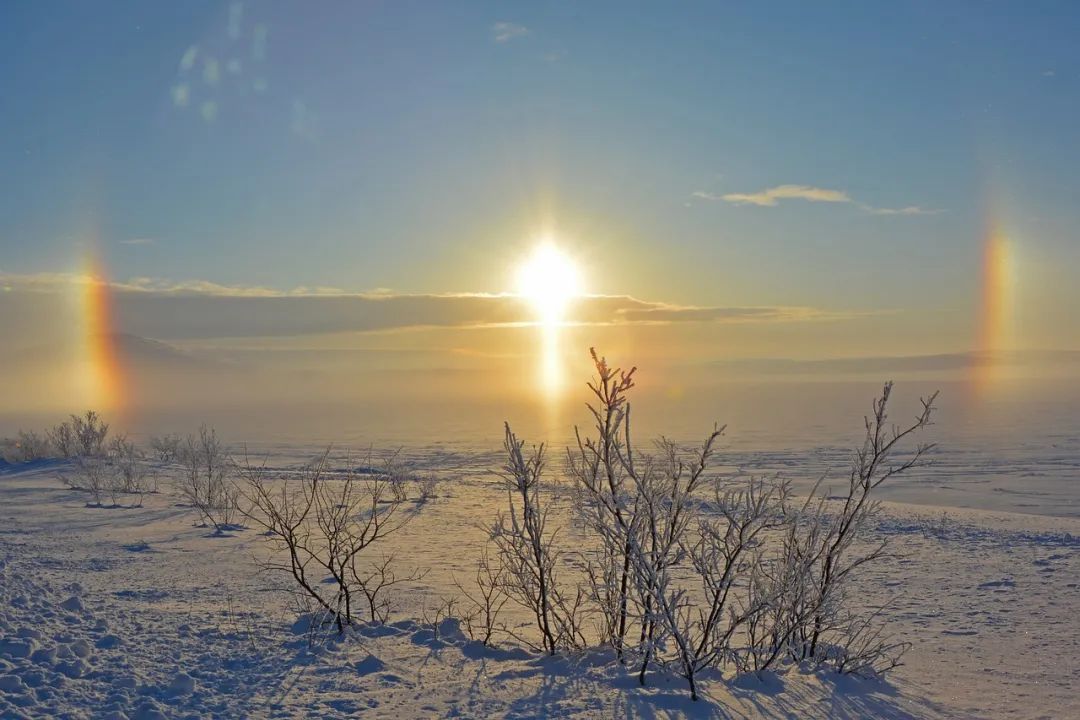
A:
[{"left": 515, "top": 241, "right": 583, "bottom": 324}]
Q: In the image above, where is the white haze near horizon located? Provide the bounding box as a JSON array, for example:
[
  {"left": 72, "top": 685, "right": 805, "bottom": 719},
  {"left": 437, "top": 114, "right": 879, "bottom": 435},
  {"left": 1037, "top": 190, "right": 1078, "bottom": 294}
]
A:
[
  {"left": 2, "top": 280, "right": 1078, "bottom": 519},
  {"left": 3, "top": 361, "right": 1078, "bottom": 520}
]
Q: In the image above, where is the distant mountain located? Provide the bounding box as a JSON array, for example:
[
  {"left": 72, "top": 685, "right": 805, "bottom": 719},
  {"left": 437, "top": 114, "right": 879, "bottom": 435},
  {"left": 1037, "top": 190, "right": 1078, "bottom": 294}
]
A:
[
  {"left": 2, "top": 333, "right": 233, "bottom": 373},
  {"left": 107, "top": 333, "right": 225, "bottom": 369}
]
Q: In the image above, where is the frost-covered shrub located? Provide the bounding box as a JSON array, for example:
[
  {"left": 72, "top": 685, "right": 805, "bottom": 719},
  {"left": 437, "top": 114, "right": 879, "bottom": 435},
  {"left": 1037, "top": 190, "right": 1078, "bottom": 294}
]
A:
[
  {"left": 149, "top": 433, "right": 182, "bottom": 463},
  {"left": 178, "top": 425, "right": 241, "bottom": 532},
  {"left": 59, "top": 456, "right": 116, "bottom": 506},
  {"left": 47, "top": 421, "right": 76, "bottom": 458},
  {"left": 109, "top": 434, "right": 152, "bottom": 495},
  {"left": 455, "top": 548, "right": 509, "bottom": 647},
  {"left": 71, "top": 411, "right": 109, "bottom": 457},
  {"left": 490, "top": 424, "right": 587, "bottom": 655},
  {"left": 757, "top": 381, "right": 937, "bottom": 676},
  {"left": 2, "top": 430, "right": 52, "bottom": 462},
  {"left": 48, "top": 411, "right": 109, "bottom": 458},
  {"left": 370, "top": 453, "right": 443, "bottom": 504},
  {"left": 484, "top": 349, "right": 938, "bottom": 700},
  {"left": 240, "top": 451, "right": 418, "bottom": 634},
  {"left": 56, "top": 438, "right": 152, "bottom": 507},
  {"left": 414, "top": 473, "right": 442, "bottom": 503}
]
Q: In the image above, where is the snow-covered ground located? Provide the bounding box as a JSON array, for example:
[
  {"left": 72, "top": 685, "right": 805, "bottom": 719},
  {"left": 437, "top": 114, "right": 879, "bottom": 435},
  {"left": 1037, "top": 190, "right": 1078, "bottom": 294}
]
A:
[{"left": 0, "top": 447, "right": 1077, "bottom": 719}]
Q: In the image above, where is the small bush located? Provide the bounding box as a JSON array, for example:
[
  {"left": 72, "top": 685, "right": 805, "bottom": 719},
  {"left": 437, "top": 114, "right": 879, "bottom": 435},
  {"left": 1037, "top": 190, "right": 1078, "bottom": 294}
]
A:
[
  {"left": 241, "top": 449, "right": 417, "bottom": 634},
  {"left": 59, "top": 456, "right": 117, "bottom": 506},
  {"left": 109, "top": 434, "right": 153, "bottom": 495},
  {"left": 48, "top": 411, "right": 109, "bottom": 458},
  {"left": 178, "top": 425, "right": 241, "bottom": 532},
  {"left": 414, "top": 473, "right": 443, "bottom": 503},
  {"left": 2, "top": 430, "right": 53, "bottom": 462},
  {"left": 483, "top": 350, "right": 937, "bottom": 700},
  {"left": 149, "top": 434, "right": 182, "bottom": 463},
  {"left": 47, "top": 421, "right": 76, "bottom": 458},
  {"left": 56, "top": 440, "right": 152, "bottom": 507},
  {"left": 71, "top": 410, "right": 110, "bottom": 456},
  {"left": 490, "top": 423, "right": 587, "bottom": 655},
  {"left": 455, "top": 547, "right": 509, "bottom": 647}
]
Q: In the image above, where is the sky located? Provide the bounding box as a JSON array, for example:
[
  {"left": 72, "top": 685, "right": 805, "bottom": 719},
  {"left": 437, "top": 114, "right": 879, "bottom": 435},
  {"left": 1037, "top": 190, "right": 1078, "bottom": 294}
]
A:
[{"left": 2, "top": 1, "right": 1079, "bottom": 438}]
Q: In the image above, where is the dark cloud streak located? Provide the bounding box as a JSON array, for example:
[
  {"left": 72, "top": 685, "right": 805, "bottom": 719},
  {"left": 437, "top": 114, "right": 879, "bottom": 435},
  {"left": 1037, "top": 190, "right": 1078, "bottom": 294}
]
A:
[{"left": 0, "top": 274, "right": 850, "bottom": 341}]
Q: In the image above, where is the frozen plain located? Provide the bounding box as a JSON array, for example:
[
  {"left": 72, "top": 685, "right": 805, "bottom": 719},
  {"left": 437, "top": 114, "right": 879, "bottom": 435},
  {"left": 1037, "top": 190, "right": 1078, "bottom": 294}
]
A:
[{"left": 0, "top": 433, "right": 1076, "bottom": 720}]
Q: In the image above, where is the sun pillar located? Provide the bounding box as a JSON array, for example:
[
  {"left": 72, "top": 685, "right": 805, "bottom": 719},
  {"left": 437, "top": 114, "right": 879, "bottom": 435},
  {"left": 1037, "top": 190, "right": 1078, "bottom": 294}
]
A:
[{"left": 515, "top": 239, "right": 583, "bottom": 440}]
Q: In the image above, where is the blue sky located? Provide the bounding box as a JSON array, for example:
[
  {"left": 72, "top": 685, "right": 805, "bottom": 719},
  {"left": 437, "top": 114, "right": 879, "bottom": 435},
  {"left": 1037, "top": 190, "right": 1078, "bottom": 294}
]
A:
[{"left": 2, "top": 1, "right": 1078, "bottom": 349}]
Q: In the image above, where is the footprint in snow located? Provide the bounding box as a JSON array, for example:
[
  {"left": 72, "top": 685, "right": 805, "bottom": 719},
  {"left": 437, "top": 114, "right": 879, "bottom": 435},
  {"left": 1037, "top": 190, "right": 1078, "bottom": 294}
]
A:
[
  {"left": 354, "top": 654, "right": 387, "bottom": 675},
  {"left": 122, "top": 542, "right": 153, "bottom": 553}
]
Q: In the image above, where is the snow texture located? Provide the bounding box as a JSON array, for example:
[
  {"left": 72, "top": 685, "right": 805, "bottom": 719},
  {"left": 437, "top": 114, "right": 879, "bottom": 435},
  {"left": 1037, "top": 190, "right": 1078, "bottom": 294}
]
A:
[{"left": 0, "top": 449, "right": 1076, "bottom": 719}]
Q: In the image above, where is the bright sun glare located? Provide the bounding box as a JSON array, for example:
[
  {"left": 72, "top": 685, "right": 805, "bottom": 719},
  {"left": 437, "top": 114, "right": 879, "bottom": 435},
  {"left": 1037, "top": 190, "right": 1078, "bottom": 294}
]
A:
[{"left": 515, "top": 242, "right": 584, "bottom": 324}]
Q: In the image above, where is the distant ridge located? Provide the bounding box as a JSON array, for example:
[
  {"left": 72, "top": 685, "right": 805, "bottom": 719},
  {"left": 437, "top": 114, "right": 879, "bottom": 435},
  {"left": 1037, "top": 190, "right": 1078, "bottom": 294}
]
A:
[{"left": 3, "top": 333, "right": 231, "bottom": 371}]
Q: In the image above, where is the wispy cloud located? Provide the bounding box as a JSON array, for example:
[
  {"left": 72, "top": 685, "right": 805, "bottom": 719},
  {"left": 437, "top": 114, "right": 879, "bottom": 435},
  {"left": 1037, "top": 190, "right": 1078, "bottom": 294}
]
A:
[
  {"left": 171, "top": 84, "right": 190, "bottom": 107},
  {"left": 291, "top": 100, "right": 319, "bottom": 142},
  {"left": 179, "top": 45, "right": 199, "bottom": 72},
  {"left": 863, "top": 205, "right": 938, "bottom": 216},
  {"left": 703, "top": 185, "right": 851, "bottom": 207},
  {"left": 693, "top": 184, "right": 939, "bottom": 216},
  {"left": 492, "top": 21, "right": 529, "bottom": 43},
  {"left": 119, "top": 238, "right": 156, "bottom": 246}
]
